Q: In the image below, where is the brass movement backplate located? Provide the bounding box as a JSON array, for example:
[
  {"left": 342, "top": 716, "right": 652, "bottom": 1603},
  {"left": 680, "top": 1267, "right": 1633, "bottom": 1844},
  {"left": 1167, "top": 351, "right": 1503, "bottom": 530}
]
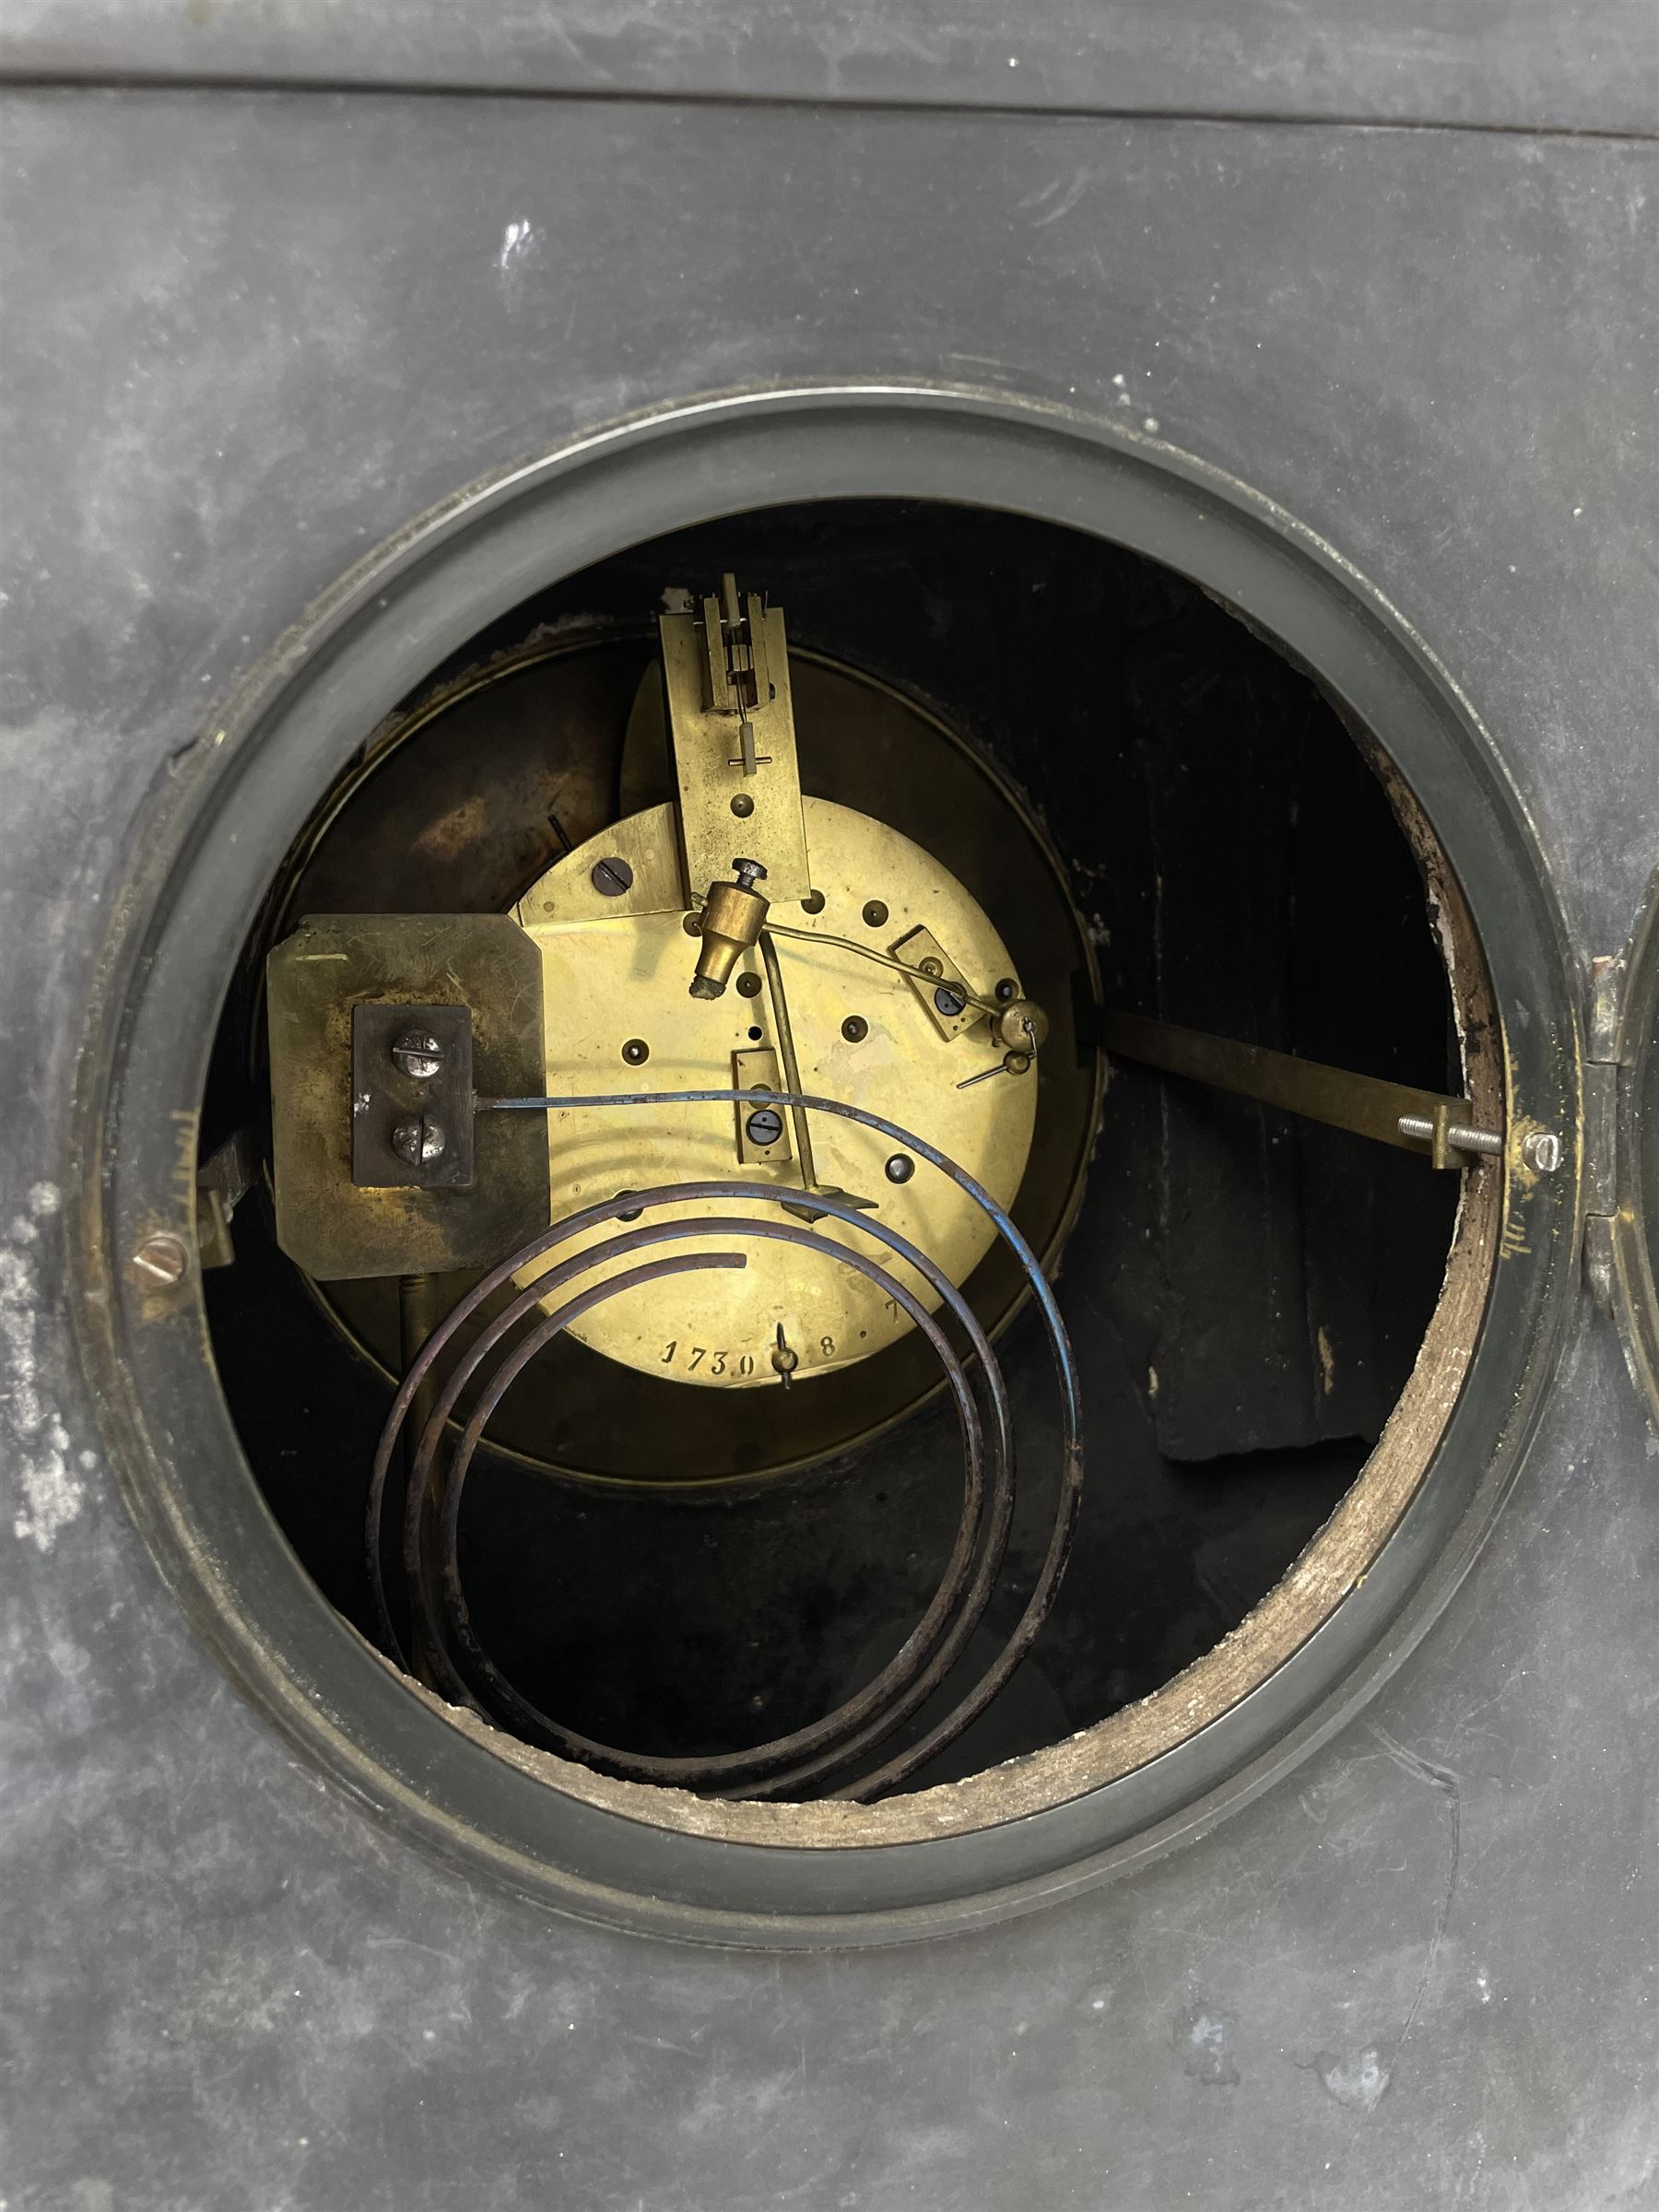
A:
[{"left": 514, "top": 797, "right": 1037, "bottom": 1388}]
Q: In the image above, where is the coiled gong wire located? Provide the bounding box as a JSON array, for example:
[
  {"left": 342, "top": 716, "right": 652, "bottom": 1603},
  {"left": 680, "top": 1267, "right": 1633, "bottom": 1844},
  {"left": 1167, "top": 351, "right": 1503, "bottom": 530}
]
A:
[{"left": 367, "top": 1087, "right": 1083, "bottom": 1803}]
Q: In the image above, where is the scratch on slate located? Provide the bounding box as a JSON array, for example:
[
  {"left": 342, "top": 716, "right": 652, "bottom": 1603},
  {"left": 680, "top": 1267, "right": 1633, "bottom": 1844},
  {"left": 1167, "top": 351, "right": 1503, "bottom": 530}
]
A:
[{"left": 1369, "top": 1721, "right": 1462, "bottom": 2063}]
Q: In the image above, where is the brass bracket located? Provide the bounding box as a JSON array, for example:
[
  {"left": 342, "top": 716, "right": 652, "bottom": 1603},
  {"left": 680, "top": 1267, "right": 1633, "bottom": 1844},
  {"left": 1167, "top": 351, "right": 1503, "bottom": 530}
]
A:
[
  {"left": 661, "top": 575, "right": 810, "bottom": 904},
  {"left": 733, "top": 1048, "right": 791, "bottom": 1166},
  {"left": 514, "top": 805, "right": 686, "bottom": 925},
  {"left": 195, "top": 1126, "right": 258, "bottom": 1270},
  {"left": 889, "top": 924, "right": 985, "bottom": 1042}
]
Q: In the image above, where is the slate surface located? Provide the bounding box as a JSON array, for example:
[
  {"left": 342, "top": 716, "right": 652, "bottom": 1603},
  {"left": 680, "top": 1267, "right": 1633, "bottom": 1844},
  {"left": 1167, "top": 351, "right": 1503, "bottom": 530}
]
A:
[{"left": 1, "top": 84, "right": 1653, "bottom": 2209}]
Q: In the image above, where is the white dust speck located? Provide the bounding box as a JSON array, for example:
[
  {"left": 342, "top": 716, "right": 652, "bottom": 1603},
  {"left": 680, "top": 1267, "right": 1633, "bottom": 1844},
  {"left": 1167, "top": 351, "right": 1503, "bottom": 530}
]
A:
[
  {"left": 495, "top": 218, "right": 541, "bottom": 308},
  {"left": 498, "top": 218, "right": 537, "bottom": 273}
]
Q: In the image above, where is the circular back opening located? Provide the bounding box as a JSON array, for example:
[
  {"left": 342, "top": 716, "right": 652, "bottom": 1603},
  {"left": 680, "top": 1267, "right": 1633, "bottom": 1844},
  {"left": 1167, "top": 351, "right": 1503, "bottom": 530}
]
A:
[{"left": 81, "top": 394, "right": 1573, "bottom": 1942}]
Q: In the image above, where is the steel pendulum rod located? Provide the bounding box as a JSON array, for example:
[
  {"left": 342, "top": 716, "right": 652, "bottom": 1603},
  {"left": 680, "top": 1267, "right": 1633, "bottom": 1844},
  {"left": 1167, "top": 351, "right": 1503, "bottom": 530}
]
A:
[
  {"left": 399, "top": 1274, "right": 444, "bottom": 1414},
  {"left": 396, "top": 1270, "right": 447, "bottom": 1686},
  {"left": 1091, "top": 1007, "right": 1502, "bottom": 1165}
]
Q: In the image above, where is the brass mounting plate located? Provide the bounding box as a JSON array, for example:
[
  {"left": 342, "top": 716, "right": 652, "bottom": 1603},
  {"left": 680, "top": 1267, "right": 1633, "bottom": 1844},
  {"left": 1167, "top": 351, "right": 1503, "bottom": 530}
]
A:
[
  {"left": 515, "top": 797, "right": 1034, "bottom": 1388},
  {"left": 267, "top": 913, "right": 550, "bottom": 1281}
]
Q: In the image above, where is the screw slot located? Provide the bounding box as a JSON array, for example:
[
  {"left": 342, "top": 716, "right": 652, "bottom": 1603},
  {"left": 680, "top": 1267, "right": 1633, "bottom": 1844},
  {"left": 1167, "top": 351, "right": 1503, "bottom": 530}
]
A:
[
  {"left": 745, "top": 1105, "right": 785, "bottom": 1148},
  {"left": 590, "top": 856, "right": 635, "bottom": 898},
  {"left": 391, "top": 1116, "right": 446, "bottom": 1167},
  {"left": 391, "top": 1030, "right": 444, "bottom": 1080},
  {"left": 131, "top": 1232, "right": 189, "bottom": 1286},
  {"left": 1521, "top": 1129, "right": 1562, "bottom": 1173}
]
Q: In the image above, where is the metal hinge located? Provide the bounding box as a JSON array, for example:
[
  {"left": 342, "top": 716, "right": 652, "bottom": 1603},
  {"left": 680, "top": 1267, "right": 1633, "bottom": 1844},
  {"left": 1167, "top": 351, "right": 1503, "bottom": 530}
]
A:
[{"left": 1583, "top": 950, "right": 1628, "bottom": 1314}]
